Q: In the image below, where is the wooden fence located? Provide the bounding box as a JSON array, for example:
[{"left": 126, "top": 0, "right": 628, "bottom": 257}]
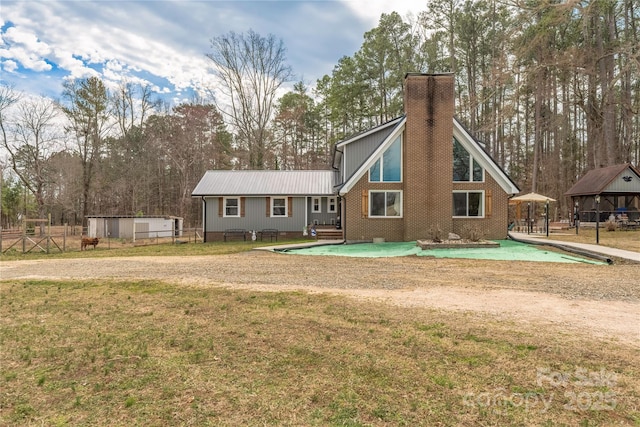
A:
[
  {"left": 1, "top": 216, "right": 66, "bottom": 254},
  {"left": 1, "top": 220, "right": 204, "bottom": 254}
]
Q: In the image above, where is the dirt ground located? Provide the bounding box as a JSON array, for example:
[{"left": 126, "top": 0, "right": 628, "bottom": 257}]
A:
[{"left": 1, "top": 250, "right": 638, "bottom": 347}]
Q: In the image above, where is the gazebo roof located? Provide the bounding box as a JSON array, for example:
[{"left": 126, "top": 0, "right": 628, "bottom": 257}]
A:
[{"left": 564, "top": 163, "right": 640, "bottom": 197}]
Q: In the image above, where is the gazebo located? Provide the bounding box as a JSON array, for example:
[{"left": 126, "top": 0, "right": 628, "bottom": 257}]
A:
[
  {"left": 565, "top": 163, "right": 640, "bottom": 224},
  {"left": 509, "top": 192, "right": 556, "bottom": 233}
]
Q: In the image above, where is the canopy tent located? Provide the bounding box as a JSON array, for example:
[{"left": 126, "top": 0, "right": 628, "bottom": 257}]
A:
[
  {"left": 509, "top": 192, "right": 556, "bottom": 203},
  {"left": 509, "top": 192, "right": 556, "bottom": 233}
]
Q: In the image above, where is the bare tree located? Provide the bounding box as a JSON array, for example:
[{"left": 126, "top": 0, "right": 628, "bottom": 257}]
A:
[
  {"left": 113, "top": 80, "right": 158, "bottom": 137},
  {"left": 1, "top": 95, "right": 62, "bottom": 233},
  {"left": 207, "top": 29, "right": 294, "bottom": 169},
  {"left": 0, "top": 85, "right": 22, "bottom": 232},
  {"left": 0, "top": 84, "right": 22, "bottom": 153}
]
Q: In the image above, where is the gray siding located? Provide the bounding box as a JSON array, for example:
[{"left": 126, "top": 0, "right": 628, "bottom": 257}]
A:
[
  {"left": 88, "top": 216, "right": 180, "bottom": 239},
  {"left": 343, "top": 129, "right": 393, "bottom": 182},
  {"left": 205, "top": 197, "right": 307, "bottom": 232},
  {"left": 119, "top": 219, "right": 134, "bottom": 239},
  {"left": 136, "top": 222, "right": 150, "bottom": 239},
  {"left": 605, "top": 167, "right": 640, "bottom": 193},
  {"left": 307, "top": 197, "right": 339, "bottom": 226}
]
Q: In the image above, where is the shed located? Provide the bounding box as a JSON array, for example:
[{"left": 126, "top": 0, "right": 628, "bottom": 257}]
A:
[
  {"left": 86, "top": 215, "right": 183, "bottom": 240},
  {"left": 564, "top": 163, "right": 640, "bottom": 222}
]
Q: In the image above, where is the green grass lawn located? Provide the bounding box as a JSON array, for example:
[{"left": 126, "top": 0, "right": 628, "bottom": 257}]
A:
[
  {"left": 0, "top": 238, "right": 315, "bottom": 261},
  {"left": 543, "top": 228, "right": 640, "bottom": 252},
  {"left": 1, "top": 280, "right": 637, "bottom": 426}
]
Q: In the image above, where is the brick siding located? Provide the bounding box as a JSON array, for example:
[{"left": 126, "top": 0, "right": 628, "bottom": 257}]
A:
[
  {"left": 452, "top": 173, "right": 510, "bottom": 240},
  {"left": 343, "top": 73, "right": 510, "bottom": 242},
  {"left": 403, "top": 74, "right": 455, "bottom": 240}
]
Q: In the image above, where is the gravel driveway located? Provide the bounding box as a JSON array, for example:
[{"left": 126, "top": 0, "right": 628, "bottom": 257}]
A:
[{"left": 2, "top": 251, "right": 639, "bottom": 346}]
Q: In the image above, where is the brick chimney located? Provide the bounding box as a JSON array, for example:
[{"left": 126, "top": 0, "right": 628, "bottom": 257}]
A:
[{"left": 403, "top": 73, "right": 455, "bottom": 241}]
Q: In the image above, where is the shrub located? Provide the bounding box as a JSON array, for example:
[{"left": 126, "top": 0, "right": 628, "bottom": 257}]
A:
[
  {"left": 427, "top": 224, "right": 443, "bottom": 242},
  {"left": 462, "top": 225, "right": 484, "bottom": 242}
]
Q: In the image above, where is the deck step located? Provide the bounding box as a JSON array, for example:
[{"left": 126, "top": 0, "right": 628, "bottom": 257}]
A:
[{"left": 314, "top": 228, "right": 344, "bottom": 240}]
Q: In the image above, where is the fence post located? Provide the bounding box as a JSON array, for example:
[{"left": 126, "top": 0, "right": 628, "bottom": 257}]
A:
[
  {"left": 63, "top": 222, "right": 67, "bottom": 252},
  {"left": 22, "top": 217, "right": 26, "bottom": 254},
  {"left": 46, "top": 213, "right": 51, "bottom": 254}
]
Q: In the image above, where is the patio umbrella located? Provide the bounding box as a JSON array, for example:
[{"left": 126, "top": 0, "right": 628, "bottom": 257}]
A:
[{"left": 509, "top": 192, "right": 556, "bottom": 203}]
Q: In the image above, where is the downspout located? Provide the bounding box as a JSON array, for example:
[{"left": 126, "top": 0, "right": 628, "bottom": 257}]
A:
[
  {"left": 332, "top": 147, "right": 345, "bottom": 242},
  {"left": 341, "top": 196, "right": 346, "bottom": 242},
  {"left": 304, "top": 196, "right": 308, "bottom": 236},
  {"left": 201, "top": 197, "right": 207, "bottom": 243}
]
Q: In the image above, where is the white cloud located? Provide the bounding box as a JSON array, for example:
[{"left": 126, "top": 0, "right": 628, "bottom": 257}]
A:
[
  {"left": 340, "top": 0, "right": 425, "bottom": 25},
  {"left": 2, "top": 59, "right": 18, "bottom": 72},
  {"left": 1, "top": 25, "right": 53, "bottom": 72},
  {"left": 3, "top": 26, "right": 51, "bottom": 56},
  {"left": 1, "top": 0, "right": 428, "bottom": 104}
]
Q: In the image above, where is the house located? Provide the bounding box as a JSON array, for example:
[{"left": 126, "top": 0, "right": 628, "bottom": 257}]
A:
[
  {"left": 86, "top": 215, "right": 183, "bottom": 241},
  {"left": 191, "top": 170, "right": 338, "bottom": 242},
  {"left": 192, "top": 73, "right": 519, "bottom": 243},
  {"left": 565, "top": 163, "right": 640, "bottom": 223}
]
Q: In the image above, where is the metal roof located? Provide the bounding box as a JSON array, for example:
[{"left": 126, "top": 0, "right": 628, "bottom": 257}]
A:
[
  {"left": 191, "top": 170, "right": 337, "bottom": 196},
  {"left": 565, "top": 163, "right": 640, "bottom": 196},
  {"left": 86, "top": 215, "right": 182, "bottom": 219},
  {"left": 336, "top": 116, "right": 404, "bottom": 148}
]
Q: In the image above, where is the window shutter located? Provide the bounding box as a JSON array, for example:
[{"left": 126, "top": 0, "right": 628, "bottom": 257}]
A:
[
  {"left": 218, "top": 197, "right": 223, "bottom": 217},
  {"left": 288, "top": 197, "right": 293, "bottom": 217},
  {"left": 266, "top": 197, "right": 270, "bottom": 217},
  {"left": 241, "top": 197, "right": 245, "bottom": 217},
  {"left": 361, "top": 190, "right": 368, "bottom": 218},
  {"left": 485, "top": 190, "right": 492, "bottom": 218}
]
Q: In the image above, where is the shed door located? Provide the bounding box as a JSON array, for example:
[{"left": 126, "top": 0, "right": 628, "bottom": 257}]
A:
[
  {"left": 107, "top": 219, "right": 119, "bottom": 238},
  {"left": 137, "top": 222, "right": 150, "bottom": 239}
]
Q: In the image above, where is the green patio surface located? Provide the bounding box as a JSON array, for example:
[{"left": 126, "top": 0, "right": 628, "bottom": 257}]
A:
[{"left": 281, "top": 239, "right": 604, "bottom": 264}]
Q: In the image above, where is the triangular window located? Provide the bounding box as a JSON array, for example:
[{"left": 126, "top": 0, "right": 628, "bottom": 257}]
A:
[
  {"left": 370, "top": 135, "right": 402, "bottom": 182},
  {"left": 453, "top": 137, "right": 483, "bottom": 182}
]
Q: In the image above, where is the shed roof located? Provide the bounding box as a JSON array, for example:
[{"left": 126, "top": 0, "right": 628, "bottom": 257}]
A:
[
  {"left": 191, "top": 170, "right": 337, "bottom": 197},
  {"left": 86, "top": 215, "right": 182, "bottom": 219},
  {"left": 564, "top": 163, "right": 640, "bottom": 196}
]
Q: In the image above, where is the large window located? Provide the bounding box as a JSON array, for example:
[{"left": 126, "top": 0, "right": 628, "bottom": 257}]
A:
[
  {"left": 453, "top": 138, "right": 483, "bottom": 182},
  {"left": 453, "top": 191, "right": 483, "bottom": 217},
  {"left": 370, "top": 136, "right": 402, "bottom": 182},
  {"left": 312, "top": 197, "right": 321, "bottom": 213},
  {"left": 224, "top": 197, "right": 239, "bottom": 217},
  {"left": 370, "top": 191, "right": 402, "bottom": 217},
  {"left": 271, "top": 197, "right": 287, "bottom": 217}
]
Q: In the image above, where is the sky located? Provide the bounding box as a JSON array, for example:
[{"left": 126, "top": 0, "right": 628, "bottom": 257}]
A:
[{"left": 1, "top": 0, "right": 427, "bottom": 106}]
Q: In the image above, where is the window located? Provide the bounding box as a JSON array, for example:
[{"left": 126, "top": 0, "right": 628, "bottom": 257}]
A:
[
  {"left": 453, "top": 138, "right": 483, "bottom": 182},
  {"left": 453, "top": 191, "right": 484, "bottom": 217},
  {"left": 224, "top": 198, "right": 239, "bottom": 217},
  {"left": 328, "top": 197, "right": 337, "bottom": 213},
  {"left": 312, "top": 197, "right": 321, "bottom": 213},
  {"left": 370, "top": 191, "right": 402, "bottom": 218},
  {"left": 271, "top": 197, "right": 287, "bottom": 217},
  {"left": 370, "top": 135, "right": 402, "bottom": 182}
]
